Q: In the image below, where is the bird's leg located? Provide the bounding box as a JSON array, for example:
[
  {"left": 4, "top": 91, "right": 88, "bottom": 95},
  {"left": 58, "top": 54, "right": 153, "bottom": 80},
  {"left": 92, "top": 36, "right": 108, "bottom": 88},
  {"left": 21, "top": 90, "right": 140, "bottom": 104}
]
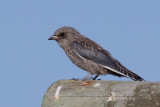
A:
[
  {"left": 80, "top": 74, "right": 99, "bottom": 86},
  {"left": 81, "top": 73, "right": 92, "bottom": 81},
  {"left": 71, "top": 73, "right": 92, "bottom": 81},
  {"left": 92, "top": 74, "right": 99, "bottom": 80}
]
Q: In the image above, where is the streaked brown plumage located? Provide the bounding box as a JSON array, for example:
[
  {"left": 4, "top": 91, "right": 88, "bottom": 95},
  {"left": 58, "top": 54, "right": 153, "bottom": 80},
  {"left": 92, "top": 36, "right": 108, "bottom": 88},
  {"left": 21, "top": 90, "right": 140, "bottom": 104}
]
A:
[{"left": 48, "top": 26, "right": 144, "bottom": 81}]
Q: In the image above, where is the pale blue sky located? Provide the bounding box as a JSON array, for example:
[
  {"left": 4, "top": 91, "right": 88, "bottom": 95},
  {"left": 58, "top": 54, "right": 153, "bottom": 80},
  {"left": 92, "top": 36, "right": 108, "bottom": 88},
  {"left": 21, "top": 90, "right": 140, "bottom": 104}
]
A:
[{"left": 0, "top": 0, "right": 160, "bottom": 107}]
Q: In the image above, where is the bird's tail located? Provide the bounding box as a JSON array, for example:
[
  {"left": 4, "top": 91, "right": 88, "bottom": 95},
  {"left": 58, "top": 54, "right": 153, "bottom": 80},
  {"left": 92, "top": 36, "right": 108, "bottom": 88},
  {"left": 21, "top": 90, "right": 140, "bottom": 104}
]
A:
[{"left": 114, "top": 59, "right": 144, "bottom": 81}]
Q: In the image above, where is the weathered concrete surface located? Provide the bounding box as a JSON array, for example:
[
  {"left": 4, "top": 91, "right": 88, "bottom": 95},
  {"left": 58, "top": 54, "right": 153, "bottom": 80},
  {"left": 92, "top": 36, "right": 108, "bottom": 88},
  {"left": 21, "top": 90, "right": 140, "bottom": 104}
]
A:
[{"left": 42, "top": 80, "right": 160, "bottom": 107}]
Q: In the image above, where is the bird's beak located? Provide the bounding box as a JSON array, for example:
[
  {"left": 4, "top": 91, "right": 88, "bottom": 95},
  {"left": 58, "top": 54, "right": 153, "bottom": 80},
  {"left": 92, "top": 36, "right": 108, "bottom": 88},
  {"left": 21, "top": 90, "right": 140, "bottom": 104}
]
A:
[{"left": 48, "top": 35, "right": 60, "bottom": 40}]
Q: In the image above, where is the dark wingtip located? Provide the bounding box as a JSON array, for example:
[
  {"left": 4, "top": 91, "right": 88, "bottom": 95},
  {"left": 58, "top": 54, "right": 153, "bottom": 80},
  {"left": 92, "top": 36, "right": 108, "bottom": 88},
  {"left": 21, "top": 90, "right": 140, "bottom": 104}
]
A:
[{"left": 132, "top": 76, "right": 145, "bottom": 81}]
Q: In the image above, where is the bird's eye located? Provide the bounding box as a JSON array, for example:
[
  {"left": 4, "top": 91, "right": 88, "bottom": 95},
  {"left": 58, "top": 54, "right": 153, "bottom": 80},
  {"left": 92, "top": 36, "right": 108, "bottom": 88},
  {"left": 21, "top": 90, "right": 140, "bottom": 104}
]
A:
[{"left": 60, "top": 32, "right": 65, "bottom": 36}]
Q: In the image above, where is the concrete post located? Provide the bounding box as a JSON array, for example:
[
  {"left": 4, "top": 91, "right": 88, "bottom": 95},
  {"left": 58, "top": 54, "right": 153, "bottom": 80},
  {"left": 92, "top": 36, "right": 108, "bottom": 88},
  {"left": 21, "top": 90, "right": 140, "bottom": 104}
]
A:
[{"left": 42, "top": 80, "right": 160, "bottom": 107}]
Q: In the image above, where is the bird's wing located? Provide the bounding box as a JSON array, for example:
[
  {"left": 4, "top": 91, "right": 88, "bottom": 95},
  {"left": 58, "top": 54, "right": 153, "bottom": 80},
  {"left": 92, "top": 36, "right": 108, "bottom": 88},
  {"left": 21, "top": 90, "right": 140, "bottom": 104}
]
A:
[{"left": 71, "top": 41, "right": 144, "bottom": 81}]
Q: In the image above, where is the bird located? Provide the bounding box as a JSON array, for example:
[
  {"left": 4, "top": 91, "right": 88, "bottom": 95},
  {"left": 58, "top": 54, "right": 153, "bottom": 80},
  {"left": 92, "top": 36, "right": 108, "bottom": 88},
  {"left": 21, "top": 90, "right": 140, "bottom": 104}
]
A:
[{"left": 48, "top": 26, "right": 144, "bottom": 81}]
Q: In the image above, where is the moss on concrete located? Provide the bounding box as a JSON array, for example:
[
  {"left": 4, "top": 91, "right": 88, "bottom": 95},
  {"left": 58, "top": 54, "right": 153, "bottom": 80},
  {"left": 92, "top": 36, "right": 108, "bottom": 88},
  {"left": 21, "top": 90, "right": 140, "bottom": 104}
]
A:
[{"left": 126, "top": 82, "right": 160, "bottom": 107}]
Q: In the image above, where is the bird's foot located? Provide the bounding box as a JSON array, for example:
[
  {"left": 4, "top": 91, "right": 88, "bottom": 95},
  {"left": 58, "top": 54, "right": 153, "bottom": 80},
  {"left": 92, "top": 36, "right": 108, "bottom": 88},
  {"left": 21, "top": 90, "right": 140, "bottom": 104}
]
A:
[
  {"left": 71, "top": 78, "right": 81, "bottom": 81},
  {"left": 71, "top": 77, "right": 95, "bottom": 86},
  {"left": 71, "top": 74, "right": 101, "bottom": 82},
  {"left": 71, "top": 77, "right": 91, "bottom": 81}
]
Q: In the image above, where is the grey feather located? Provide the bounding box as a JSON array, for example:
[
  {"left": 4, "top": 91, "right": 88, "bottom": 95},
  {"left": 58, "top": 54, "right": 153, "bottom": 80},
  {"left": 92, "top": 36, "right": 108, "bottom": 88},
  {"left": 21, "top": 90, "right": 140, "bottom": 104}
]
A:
[
  {"left": 72, "top": 42, "right": 117, "bottom": 69},
  {"left": 72, "top": 41, "right": 144, "bottom": 81}
]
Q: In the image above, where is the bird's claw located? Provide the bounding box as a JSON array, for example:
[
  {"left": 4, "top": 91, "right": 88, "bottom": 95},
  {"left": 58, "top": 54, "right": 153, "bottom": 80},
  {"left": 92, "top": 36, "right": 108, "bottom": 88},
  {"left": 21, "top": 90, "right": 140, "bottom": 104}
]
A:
[
  {"left": 72, "top": 74, "right": 100, "bottom": 81},
  {"left": 71, "top": 78, "right": 81, "bottom": 81},
  {"left": 71, "top": 77, "right": 92, "bottom": 81}
]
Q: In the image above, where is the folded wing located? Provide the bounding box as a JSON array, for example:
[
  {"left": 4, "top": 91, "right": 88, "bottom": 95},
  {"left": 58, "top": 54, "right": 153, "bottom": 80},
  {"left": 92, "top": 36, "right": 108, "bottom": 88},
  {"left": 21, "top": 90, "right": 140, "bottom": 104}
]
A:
[{"left": 72, "top": 41, "right": 144, "bottom": 81}]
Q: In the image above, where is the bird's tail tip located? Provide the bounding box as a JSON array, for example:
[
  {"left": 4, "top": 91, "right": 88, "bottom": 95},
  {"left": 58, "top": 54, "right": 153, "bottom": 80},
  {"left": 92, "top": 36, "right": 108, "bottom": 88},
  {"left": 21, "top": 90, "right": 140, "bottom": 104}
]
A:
[{"left": 131, "top": 76, "right": 145, "bottom": 81}]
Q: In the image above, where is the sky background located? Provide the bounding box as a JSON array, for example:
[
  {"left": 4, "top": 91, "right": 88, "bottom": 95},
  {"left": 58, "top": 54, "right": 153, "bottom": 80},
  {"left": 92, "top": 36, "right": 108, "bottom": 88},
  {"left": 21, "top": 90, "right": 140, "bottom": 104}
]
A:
[{"left": 0, "top": 0, "right": 160, "bottom": 107}]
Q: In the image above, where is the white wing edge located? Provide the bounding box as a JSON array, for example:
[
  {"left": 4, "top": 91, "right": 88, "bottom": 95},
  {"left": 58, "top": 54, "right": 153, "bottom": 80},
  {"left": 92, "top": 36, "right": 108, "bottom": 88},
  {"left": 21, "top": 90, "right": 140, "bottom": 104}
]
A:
[{"left": 99, "top": 64, "right": 130, "bottom": 78}]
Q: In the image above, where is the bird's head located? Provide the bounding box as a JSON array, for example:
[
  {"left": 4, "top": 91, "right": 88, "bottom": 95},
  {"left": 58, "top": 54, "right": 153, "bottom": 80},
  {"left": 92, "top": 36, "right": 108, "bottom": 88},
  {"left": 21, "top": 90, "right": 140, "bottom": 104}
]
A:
[{"left": 48, "top": 26, "right": 80, "bottom": 48}]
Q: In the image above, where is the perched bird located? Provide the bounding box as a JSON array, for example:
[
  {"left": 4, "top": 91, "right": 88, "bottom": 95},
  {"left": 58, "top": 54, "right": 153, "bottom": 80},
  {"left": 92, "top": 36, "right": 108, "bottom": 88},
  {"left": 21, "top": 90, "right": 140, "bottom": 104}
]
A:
[{"left": 48, "top": 26, "right": 144, "bottom": 81}]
